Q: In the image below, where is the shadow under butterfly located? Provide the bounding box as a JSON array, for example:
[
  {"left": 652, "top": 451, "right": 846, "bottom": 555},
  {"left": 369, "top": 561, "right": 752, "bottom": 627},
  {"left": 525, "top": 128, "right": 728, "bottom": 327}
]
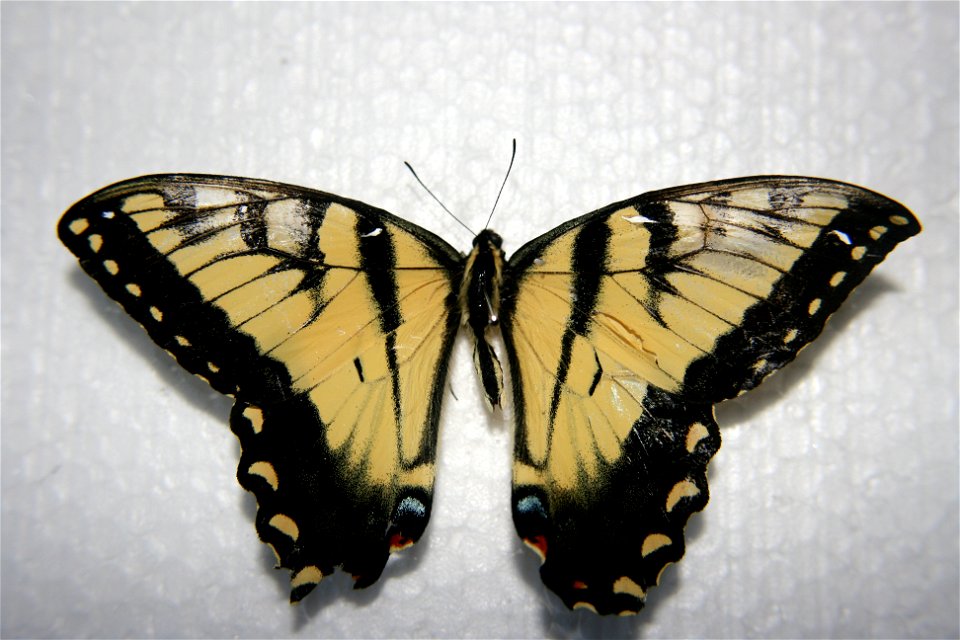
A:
[{"left": 58, "top": 146, "right": 919, "bottom": 615}]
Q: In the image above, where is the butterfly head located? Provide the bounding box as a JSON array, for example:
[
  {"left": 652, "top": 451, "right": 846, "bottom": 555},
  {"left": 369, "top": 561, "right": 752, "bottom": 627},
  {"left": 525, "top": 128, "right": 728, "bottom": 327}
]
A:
[{"left": 472, "top": 228, "right": 503, "bottom": 249}]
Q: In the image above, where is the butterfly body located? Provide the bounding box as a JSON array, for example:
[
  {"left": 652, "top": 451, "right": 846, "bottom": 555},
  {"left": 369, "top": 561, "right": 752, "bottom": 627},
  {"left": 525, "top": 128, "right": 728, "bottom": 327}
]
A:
[
  {"left": 461, "top": 228, "right": 506, "bottom": 408},
  {"left": 58, "top": 172, "right": 919, "bottom": 615}
]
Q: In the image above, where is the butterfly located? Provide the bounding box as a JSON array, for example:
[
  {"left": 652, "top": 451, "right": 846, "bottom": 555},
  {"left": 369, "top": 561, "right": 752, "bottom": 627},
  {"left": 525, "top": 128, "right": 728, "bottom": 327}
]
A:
[{"left": 58, "top": 163, "right": 919, "bottom": 615}]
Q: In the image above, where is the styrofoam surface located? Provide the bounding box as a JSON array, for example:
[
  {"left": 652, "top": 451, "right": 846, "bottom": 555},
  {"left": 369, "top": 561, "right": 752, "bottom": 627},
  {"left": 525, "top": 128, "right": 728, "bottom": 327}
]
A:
[{"left": 2, "top": 3, "right": 957, "bottom": 638}]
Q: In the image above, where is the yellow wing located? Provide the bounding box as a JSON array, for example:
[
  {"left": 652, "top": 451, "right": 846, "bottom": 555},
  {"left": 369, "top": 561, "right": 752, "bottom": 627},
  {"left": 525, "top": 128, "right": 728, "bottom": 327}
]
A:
[
  {"left": 58, "top": 174, "right": 462, "bottom": 600},
  {"left": 500, "top": 176, "right": 920, "bottom": 614}
]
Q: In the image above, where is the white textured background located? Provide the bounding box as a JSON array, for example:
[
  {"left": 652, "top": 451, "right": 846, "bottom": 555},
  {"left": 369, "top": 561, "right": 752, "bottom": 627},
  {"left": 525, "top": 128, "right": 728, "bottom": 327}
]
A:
[{"left": 2, "top": 3, "right": 957, "bottom": 638}]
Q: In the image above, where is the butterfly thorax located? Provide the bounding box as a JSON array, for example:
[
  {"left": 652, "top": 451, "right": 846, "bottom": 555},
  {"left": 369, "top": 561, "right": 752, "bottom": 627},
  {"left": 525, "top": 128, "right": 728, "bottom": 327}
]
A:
[
  {"left": 460, "top": 228, "right": 506, "bottom": 409},
  {"left": 460, "top": 229, "right": 504, "bottom": 328}
]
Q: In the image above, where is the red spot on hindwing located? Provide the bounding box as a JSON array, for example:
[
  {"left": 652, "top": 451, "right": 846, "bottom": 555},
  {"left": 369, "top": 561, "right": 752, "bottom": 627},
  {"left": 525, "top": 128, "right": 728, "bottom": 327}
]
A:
[
  {"left": 389, "top": 533, "right": 413, "bottom": 552},
  {"left": 524, "top": 535, "right": 548, "bottom": 563}
]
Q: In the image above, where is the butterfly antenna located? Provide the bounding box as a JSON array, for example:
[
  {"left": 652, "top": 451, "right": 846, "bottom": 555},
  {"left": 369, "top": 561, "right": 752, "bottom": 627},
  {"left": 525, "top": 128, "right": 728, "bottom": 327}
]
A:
[
  {"left": 404, "top": 161, "right": 475, "bottom": 236},
  {"left": 485, "top": 138, "right": 517, "bottom": 230}
]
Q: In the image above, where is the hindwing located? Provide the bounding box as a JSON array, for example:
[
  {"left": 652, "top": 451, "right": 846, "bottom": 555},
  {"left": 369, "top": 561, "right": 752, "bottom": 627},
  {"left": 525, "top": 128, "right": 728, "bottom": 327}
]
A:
[
  {"left": 58, "top": 174, "right": 463, "bottom": 599},
  {"left": 501, "top": 176, "right": 920, "bottom": 614}
]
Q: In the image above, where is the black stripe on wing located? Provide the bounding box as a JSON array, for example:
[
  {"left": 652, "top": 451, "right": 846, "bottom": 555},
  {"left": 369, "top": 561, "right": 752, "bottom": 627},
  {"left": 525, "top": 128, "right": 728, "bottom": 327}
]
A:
[{"left": 548, "top": 216, "right": 611, "bottom": 423}]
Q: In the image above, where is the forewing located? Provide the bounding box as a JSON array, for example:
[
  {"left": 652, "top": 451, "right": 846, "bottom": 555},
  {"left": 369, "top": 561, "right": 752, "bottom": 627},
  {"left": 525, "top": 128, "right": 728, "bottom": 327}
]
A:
[
  {"left": 500, "top": 176, "right": 919, "bottom": 614},
  {"left": 58, "top": 174, "right": 463, "bottom": 599}
]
